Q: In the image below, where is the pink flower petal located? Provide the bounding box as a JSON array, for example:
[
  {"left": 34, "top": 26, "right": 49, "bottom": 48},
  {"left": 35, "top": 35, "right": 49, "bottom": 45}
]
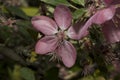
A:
[
  {"left": 67, "top": 22, "right": 88, "bottom": 40},
  {"left": 31, "top": 16, "right": 58, "bottom": 35},
  {"left": 77, "top": 18, "right": 93, "bottom": 40},
  {"left": 102, "top": 20, "right": 120, "bottom": 43},
  {"left": 77, "top": 6, "right": 116, "bottom": 39},
  {"left": 103, "top": 0, "right": 113, "bottom": 5},
  {"left": 93, "top": 6, "right": 116, "bottom": 24},
  {"left": 103, "top": 0, "right": 120, "bottom": 5},
  {"left": 113, "top": 0, "right": 120, "bottom": 4},
  {"left": 54, "top": 5, "right": 72, "bottom": 30},
  {"left": 67, "top": 26, "right": 79, "bottom": 40},
  {"left": 35, "top": 36, "right": 58, "bottom": 54},
  {"left": 57, "top": 41, "right": 76, "bottom": 67}
]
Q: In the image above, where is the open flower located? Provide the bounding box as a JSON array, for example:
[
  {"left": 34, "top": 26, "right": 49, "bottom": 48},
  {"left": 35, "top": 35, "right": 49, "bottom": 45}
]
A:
[
  {"left": 78, "top": 0, "right": 120, "bottom": 43},
  {"left": 31, "top": 5, "right": 78, "bottom": 67}
]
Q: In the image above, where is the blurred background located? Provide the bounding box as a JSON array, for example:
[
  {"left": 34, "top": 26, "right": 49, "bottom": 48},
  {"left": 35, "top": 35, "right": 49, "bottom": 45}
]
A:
[{"left": 0, "top": 0, "right": 120, "bottom": 80}]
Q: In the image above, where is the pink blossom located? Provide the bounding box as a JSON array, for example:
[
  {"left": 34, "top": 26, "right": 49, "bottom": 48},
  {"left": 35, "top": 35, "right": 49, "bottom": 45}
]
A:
[
  {"left": 78, "top": 0, "right": 120, "bottom": 43},
  {"left": 31, "top": 5, "right": 78, "bottom": 67}
]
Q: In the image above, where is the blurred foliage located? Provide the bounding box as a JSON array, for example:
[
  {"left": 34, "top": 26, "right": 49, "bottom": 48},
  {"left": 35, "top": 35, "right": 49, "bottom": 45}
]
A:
[
  {"left": 41, "top": 0, "right": 71, "bottom": 6},
  {"left": 21, "top": 7, "right": 39, "bottom": 16},
  {"left": 71, "top": 0, "right": 85, "bottom": 6},
  {"left": 6, "top": 6, "right": 29, "bottom": 20},
  {"left": 0, "top": 0, "right": 120, "bottom": 80},
  {"left": 72, "top": 8, "right": 86, "bottom": 19},
  {"left": 20, "top": 67, "right": 35, "bottom": 80}
]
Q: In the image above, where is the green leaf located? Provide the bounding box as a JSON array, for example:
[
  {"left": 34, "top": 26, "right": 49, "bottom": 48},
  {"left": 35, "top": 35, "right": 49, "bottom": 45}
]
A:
[
  {"left": 21, "top": 7, "right": 39, "bottom": 16},
  {"left": 81, "top": 76, "right": 94, "bottom": 80},
  {"left": 16, "top": 20, "right": 35, "bottom": 42},
  {"left": 0, "top": 26, "right": 12, "bottom": 41},
  {"left": 45, "top": 67, "right": 59, "bottom": 80},
  {"left": 114, "top": 73, "right": 120, "bottom": 80},
  {"left": 41, "top": 0, "right": 71, "bottom": 6},
  {"left": 20, "top": 67, "right": 35, "bottom": 80},
  {"left": 73, "top": 8, "right": 86, "bottom": 19},
  {"left": 6, "top": 6, "right": 29, "bottom": 20},
  {"left": 71, "top": 0, "right": 85, "bottom": 6},
  {"left": 0, "top": 47, "right": 25, "bottom": 65}
]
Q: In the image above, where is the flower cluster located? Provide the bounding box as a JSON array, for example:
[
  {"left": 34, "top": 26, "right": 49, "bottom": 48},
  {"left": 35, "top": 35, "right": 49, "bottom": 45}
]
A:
[{"left": 32, "top": 0, "right": 120, "bottom": 67}]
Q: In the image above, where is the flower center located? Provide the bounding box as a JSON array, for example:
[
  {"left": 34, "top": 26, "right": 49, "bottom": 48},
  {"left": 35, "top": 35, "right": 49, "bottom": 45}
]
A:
[
  {"left": 57, "top": 31, "right": 65, "bottom": 40},
  {"left": 56, "top": 30, "right": 67, "bottom": 46}
]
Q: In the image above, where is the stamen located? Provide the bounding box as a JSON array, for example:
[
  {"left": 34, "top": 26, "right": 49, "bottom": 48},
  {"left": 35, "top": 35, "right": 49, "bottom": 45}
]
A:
[
  {"left": 0, "top": 16, "right": 6, "bottom": 23},
  {"left": 116, "top": 4, "right": 120, "bottom": 8},
  {"left": 112, "top": 19, "right": 119, "bottom": 27},
  {"left": 48, "top": 52, "right": 61, "bottom": 62},
  {"left": 116, "top": 14, "right": 120, "bottom": 19}
]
